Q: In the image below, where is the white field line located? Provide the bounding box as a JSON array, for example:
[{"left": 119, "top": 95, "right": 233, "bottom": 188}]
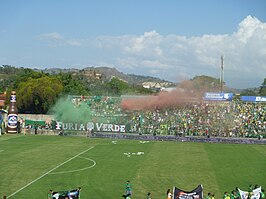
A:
[
  {"left": 49, "top": 156, "right": 96, "bottom": 174},
  {"left": 7, "top": 146, "right": 94, "bottom": 198}
]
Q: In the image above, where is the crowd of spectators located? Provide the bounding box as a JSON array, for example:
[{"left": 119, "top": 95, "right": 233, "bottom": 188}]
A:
[
  {"left": 72, "top": 96, "right": 122, "bottom": 114},
  {"left": 71, "top": 96, "right": 266, "bottom": 138},
  {"left": 127, "top": 101, "right": 265, "bottom": 138}
]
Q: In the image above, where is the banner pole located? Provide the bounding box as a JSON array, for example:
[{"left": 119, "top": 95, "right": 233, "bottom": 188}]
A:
[
  {"left": 201, "top": 184, "right": 203, "bottom": 199},
  {"left": 172, "top": 186, "right": 175, "bottom": 199}
]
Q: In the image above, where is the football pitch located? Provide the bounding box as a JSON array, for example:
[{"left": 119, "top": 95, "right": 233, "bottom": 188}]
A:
[{"left": 0, "top": 134, "right": 265, "bottom": 199}]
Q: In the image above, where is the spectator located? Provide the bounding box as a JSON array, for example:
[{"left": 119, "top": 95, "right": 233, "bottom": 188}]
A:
[
  {"left": 147, "top": 192, "right": 152, "bottom": 199},
  {"left": 167, "top": 189, "right": 172, "bottom": 199},
  {"left": 206, "top": 192, "right": 211, "bottom": 199},
  {"left": 125, "top": 180, "right": 132, "bottom": 196},
  {"left": 48, "top": 189, "right": 53, "bottom": 199}
]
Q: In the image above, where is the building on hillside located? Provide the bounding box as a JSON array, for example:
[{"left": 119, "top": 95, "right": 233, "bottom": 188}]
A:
[
  {"left": 142, "top": 81, "right": 174, "bottom": 91},
  {"left": 110, "top": 76, "right": 128, "bottom": 83}
]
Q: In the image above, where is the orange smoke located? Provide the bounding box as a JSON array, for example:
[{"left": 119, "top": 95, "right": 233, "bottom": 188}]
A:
[{"left": 122, "top": 84, "right": 203, "bottom": 111}]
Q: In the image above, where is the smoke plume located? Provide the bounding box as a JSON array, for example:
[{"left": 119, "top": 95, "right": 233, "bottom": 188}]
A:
[
  {"left": 49, "top": 96, "right": 91, "bottom": 123},
  {"left": 121, "top": 80, "right": 204, "bottom": 111}
]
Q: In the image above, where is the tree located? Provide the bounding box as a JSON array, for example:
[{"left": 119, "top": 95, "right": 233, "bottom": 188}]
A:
[
  {"left": 191, "top": 75, "right": 220, "bottom": 92},
  {"left": 0, "top": 67, "right": 46, "bottom": 92},
  {"left": 88, "top": 81, "right": 110, "bottom": 96},
  {"left": 13, "top": 68, "right": 46, "bottom": 88},
  {"left": 259, "top": 78, "right": 266, "bottom": 96},
  {"left": 106, "top": 77, "right": 129, "bottom": 96},
  {"left": 16, "top": 76, "right": 63, "bottom": 113},
  {"left": 129, "top": 84, "right": 154, "bottom": 94},
  {"left": 240, "top": 88, "right": 258, "bottom": 96},
  {"left": 0, "top": 65, "right": 18, "bottom": 74},
  {"left": 56, "top": 73, "right": 89, "bottom": 95}
]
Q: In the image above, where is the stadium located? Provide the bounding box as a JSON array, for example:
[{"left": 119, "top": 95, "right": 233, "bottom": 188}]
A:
[
  {"left": 1, "top": 1, "right": 266, "bottom": 198},
  {"left": 0, "top": 91, "right": 265, "bottom": 199}
]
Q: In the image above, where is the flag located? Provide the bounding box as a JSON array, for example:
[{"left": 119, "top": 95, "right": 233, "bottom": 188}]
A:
[
  {"left": 252, "top": 187, "right": 262, "bottom": 199},
  {"left": 173, "top": 185, "right": 203, "bottom": 199},
  {"left": 238, "top": 188, "right": 249, "bottom": 199},
  {"left": 238, "top": 187, "right": 261, "bottom": 199},
  {"left": 52, "top": 189, "right": 80, "bottom": 199}
]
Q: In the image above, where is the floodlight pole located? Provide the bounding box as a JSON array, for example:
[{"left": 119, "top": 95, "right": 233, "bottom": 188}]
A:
[{"left": 220, "top": 56, "right": 224, "bottom": 93}]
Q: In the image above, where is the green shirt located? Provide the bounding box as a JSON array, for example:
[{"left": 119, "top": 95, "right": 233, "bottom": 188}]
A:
[
  {"left": 223, "top": 194, "right": 230, "bottom": 199},
  {"left": 47, "top": 193, "right": 52, "bottom": 199},
  {"left": 126, "top": 183, "right": 132, "bottom": 191}
]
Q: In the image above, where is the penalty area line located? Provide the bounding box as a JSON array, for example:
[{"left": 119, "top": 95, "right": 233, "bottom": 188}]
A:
[{"left": 7, "top": 146, "right": 94, "bottom": 199}]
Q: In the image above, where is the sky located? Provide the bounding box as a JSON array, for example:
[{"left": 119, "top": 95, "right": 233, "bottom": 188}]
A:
[{"left": 0, "top": 0, "right": 266, "bottom": 89}]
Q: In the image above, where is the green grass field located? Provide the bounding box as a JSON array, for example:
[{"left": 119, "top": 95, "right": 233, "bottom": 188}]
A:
[{"left": 0, "top": 134, "right": 265, "bottom": 199}]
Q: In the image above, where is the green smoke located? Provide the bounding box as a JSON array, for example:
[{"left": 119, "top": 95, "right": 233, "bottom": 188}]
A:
[{"left": 50, "top": 96, "right": 92, "bottom": 123}]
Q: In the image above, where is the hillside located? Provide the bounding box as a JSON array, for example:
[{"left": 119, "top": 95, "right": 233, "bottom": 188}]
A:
[
  {"left": 1, "top": 65, "right": 262, "bottom": 94},
  {"left": 41, "top": 67, "right": 254, "bottom": 93},
  {"left": 42, "top": 66, "right": 174, "bottom": 86}
]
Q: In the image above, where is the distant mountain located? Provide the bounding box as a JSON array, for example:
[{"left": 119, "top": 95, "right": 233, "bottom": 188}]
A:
[
  {"left": 42, "top": 66, "right": 175, "bottom": 86},
  {"left": 42, "top": 67, "right": 249, "bottom": 94},
  {"left": 0, "top": 65, "right": 246, "bottom": 92}
]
